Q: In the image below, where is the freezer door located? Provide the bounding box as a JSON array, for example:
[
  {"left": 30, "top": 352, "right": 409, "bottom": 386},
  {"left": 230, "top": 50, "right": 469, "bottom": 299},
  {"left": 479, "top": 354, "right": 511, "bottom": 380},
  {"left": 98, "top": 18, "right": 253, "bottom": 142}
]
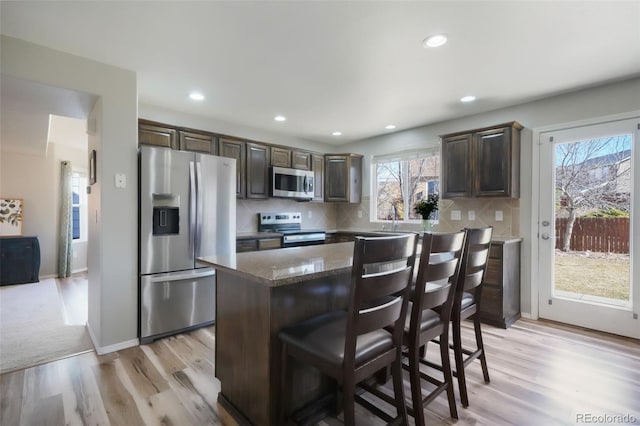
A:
[
  {"left": 196, "top": 154, "right": 237, "bottom": 262},
  {"left": 140, "top": 146, "right": 195, "bottom": 274},
  {"left": 140, "top": 268, "right": 215, "bottom": 343}
]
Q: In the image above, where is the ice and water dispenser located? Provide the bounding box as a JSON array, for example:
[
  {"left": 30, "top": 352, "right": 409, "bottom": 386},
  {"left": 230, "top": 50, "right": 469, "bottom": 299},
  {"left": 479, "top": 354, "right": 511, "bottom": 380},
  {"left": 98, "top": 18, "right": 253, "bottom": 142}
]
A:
[{"left": 151, "top": 194, "right": 180, "bottom": 235}]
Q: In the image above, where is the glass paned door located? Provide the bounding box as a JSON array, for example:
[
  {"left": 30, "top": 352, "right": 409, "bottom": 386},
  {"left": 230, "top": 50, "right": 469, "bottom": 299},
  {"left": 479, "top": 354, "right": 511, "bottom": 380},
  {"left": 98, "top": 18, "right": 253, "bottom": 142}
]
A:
[{"left": 538, "top": 118, "right": 639, "bottom": 338}]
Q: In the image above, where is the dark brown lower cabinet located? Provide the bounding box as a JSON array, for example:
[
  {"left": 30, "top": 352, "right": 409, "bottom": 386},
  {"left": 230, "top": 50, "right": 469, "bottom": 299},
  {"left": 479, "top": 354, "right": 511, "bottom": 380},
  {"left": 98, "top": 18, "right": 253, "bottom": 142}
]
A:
[{"left": 479, "top": 239, "right": 521, "bottom": 328}]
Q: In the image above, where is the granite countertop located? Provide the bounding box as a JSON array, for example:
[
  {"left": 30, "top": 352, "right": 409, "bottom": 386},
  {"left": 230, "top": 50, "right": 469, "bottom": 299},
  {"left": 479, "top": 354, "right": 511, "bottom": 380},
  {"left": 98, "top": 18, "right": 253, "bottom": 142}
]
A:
[
  {"left": 329, "top": 228, "right": 522, "bottom": 243},
  {"left": 236, "top": 231, "right": 283, "bottom": 240},
  {"left": 199, "top": 242, "right": 355, "bottom": 287}
]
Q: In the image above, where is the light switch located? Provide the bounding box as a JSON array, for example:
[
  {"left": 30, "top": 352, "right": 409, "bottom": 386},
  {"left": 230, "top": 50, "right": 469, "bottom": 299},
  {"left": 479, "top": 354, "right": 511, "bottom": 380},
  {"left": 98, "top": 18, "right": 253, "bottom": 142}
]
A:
[
  {"left": 307, "top": 210, "right": 312, "bottom": 219},
  {"left": 358, "top": 210, "right": 363, "bottom": 218},
  {"left": 115, "top": 173, "right": 127, "bottom": 189},
  {"left": 451, "top": 210, "right": 461, "bottom": 221},
  {"left": 495, "top": 210, "right": 504, "bottom": 221},
  {"left": 468, "top": 210, "right": 476, "bottom": 221}
]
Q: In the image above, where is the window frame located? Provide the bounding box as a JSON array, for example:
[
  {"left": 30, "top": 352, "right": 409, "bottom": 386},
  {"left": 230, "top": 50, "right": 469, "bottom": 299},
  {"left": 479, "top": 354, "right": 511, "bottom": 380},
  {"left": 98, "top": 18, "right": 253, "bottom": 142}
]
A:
[
  {"left": 71, "top": 172, "right": 88, "bottom": 242},
  {"left": 370, "top": 148, "right": 441, "bottom": 223}
]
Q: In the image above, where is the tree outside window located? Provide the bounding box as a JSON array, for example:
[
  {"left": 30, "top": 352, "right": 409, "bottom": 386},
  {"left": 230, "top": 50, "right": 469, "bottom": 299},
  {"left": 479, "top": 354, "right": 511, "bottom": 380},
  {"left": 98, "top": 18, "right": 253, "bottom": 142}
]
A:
[{"left": 373, "top": 151, "right": 440, "bottom": 222}]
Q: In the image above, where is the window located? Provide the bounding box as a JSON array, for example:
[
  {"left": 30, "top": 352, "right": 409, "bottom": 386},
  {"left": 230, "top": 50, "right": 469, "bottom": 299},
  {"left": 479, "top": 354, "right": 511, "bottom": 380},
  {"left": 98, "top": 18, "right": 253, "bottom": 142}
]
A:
[
  {"left": 71, "top": 173, "right": 88, "bottom": 241},
  {"left": 371, "top": 149, "right": 440, "bottom": 222}
]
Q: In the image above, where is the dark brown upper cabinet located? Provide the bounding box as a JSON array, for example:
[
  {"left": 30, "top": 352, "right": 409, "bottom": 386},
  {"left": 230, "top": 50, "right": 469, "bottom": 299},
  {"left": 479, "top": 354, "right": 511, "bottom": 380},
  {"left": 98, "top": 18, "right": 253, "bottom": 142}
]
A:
[
  {"left": 179, "top": 130, "right": 217, "bottom": 155},
  {"left": 441, "top": 122, "right": 522, "bottom": 199},
  {"left": 270, "top": 146, "right": 291, "bottom": 168},
  {"left": 246, "top": 142, "right": 270, "bottom": 199},
  {"left": 138, "top": 122, "right": 178, "bottom": 149},
  {"left": 311, "top": 154, "right": 324, "bottom": 202},
  {"left": 218, "top": 138, "right": 246, "bottom": 198},
  {"left": 292, "top": 150, "right": 312, "bottom": 170},
  {"left": 325, "top": 154, "right": 362, "bottom": 203}
]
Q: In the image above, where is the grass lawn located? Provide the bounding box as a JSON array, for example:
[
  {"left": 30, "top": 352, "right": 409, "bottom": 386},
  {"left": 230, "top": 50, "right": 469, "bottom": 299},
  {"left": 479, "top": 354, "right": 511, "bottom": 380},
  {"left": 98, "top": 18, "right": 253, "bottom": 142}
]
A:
[{"left": 554, "top": 250, "right": 630, "bottom": 301}]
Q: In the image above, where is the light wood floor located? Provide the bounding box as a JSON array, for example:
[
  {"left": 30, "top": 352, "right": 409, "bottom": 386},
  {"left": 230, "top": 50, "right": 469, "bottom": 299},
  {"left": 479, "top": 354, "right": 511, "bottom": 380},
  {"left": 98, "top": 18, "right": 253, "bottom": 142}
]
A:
[{"left": 1, "top": 319, "right": 638, "bottom": 425}]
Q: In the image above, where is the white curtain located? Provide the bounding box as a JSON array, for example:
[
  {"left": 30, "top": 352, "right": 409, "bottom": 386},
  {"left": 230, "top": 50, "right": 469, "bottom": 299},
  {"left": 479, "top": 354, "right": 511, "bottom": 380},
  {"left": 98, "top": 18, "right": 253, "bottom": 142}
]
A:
[{"left": 58, "top": 161, "right": 73, "bottom": 278}]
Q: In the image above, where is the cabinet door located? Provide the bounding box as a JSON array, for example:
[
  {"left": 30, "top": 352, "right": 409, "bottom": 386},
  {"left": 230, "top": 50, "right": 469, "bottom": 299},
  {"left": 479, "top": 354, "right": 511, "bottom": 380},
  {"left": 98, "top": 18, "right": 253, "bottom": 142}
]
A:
[
  {"left": 325, "top": 156, "right": 349, "bottom": 202},
  {"left": 218, "top": 138, "right": 246, "bottom": 198},
  {"left": 474, "top": 127, "right": 513, "bottom": 197},
  {"left": 349, "top": 155, "right": 362, "bottom": 203},
  {"left": 292, "top": 151, "right": 312, "bottom": 170},
  {"left": 312, "top": 154, "right": 324, "bottom": 201},
  {"left": 441, "top": 134, "right": 472, "bottom": 198},
  {"left": 179, "top": 131, "right": 217, "bottom": 154},
  {"left": 246, "top": 142, "right": 270, "bottom": 199},
  {"left": 271, "top": 147, "right": 291, "bottom": 168},
  {"left": 139, "top": 123, "right": 177, "bottom": 149}
]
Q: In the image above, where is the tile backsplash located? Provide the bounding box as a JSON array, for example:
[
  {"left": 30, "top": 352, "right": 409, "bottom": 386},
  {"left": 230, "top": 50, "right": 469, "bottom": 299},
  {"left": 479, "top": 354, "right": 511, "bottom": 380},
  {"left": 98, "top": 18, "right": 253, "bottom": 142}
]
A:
[
  {"left": 334, "top": 197, "right": 520, "bottom": 237},
  {"left": 237, "top": 199, "right": 338, "bottom": 232},
  {"left": 237, "top": 197, "right": 519, "bottom": 237}
]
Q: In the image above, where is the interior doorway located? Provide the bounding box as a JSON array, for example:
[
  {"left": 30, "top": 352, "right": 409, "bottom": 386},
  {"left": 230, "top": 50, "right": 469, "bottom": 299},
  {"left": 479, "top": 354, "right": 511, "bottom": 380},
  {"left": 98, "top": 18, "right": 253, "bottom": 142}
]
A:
[{"left": 537, "top": 117, "right": 639, "bottom": 338}]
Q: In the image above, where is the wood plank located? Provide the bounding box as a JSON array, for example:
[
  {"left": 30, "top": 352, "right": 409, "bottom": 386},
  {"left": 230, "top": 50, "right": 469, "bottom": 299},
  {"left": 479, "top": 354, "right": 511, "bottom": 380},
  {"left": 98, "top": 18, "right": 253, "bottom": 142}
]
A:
[
  {"left": 0, "top": 320, "right": 638, "bottom": 426},
  {"left": 91, "top": 358, "right": 146, "bottom": 426}
]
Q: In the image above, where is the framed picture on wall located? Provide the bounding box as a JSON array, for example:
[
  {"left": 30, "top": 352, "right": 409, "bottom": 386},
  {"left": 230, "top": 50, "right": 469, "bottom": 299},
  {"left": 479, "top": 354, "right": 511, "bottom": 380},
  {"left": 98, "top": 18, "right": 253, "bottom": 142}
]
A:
[
  {"left": 89, "top": 149, "right": 97, "bottom": 185},
  {"left": 0, "top": 198, "right": 24, "bottom": 236}
]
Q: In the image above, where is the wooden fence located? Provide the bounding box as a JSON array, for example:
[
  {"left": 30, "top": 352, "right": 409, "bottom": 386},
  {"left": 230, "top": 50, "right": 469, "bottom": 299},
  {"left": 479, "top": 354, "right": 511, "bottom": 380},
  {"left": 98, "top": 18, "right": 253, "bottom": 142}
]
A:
[{"left": 555, "top": 217, "right": 629, "bottom": 253}]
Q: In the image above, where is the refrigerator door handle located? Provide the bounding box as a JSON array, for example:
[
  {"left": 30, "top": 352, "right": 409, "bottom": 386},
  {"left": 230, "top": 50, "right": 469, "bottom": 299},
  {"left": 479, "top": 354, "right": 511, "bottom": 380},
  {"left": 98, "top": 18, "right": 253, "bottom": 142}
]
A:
[
  {"left": 189, "top": 160, "right": 197, "bottom": 256},
  {"left": 195, "top": 160, "right": 204, "bottom": 256},
  {"left": 148, "top": 268, "right": 216, "bottom": 283}
]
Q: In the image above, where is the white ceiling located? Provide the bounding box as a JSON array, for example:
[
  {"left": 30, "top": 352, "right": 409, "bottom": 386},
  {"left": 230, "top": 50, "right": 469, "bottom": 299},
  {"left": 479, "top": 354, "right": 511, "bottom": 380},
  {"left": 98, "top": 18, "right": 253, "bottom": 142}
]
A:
[{"left": 1, "top": 1, "right": 639, "bottom": 148}]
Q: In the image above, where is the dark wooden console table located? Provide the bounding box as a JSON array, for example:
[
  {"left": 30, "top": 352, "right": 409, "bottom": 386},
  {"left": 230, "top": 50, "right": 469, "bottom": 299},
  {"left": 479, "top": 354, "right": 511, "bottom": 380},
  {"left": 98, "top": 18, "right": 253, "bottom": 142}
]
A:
[{"left": 0, "top": 236, "right": 40, "bottom": 285}]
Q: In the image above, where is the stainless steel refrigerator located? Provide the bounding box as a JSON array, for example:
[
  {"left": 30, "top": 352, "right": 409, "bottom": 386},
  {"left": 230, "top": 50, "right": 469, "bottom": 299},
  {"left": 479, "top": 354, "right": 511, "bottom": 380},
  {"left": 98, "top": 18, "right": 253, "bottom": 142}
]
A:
[{"left": 139, "top": 145, "right": 236, "bottom": 343}]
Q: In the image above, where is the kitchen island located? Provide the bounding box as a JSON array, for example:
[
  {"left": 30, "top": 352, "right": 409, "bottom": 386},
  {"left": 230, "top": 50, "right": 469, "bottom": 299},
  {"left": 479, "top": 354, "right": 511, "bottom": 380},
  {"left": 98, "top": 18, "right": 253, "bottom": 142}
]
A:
[{"left": 198, "top": 242, "right": 356, "bottom": 426}]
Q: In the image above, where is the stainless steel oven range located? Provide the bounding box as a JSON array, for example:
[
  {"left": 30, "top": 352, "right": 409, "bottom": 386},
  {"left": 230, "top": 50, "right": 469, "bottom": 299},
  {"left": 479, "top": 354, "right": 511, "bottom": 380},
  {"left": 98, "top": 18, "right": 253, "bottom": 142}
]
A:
[{"left": 258, "top": 212, "right": 326, "bottom": 247}]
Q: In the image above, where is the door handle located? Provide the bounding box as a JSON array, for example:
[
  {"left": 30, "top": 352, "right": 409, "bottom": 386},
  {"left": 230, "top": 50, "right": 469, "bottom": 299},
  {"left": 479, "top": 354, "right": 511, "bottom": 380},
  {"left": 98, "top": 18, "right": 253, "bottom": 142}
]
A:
[{"left": 541, "top": 233, "right": 551, "bottom": 240}]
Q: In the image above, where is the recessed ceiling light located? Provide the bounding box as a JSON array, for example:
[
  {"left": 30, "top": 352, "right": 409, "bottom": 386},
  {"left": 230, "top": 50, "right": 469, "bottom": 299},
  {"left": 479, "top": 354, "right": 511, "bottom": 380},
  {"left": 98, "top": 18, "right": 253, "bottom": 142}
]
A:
[
  {"left": 385, "top": 124, "right": 396, "bottom": 130},
  {"left": 422, "top": 34, "right": 447, "bottom": 48},
  {"left": 274, "top": 115, "right": 286, "bottom": 122},
  {"left": 332, "top": 131, "right": 342, "bottom": 136},
  {"left": 189, "top": 92, "right": 205, "bottom": 101},
  {"left": 460, "top": 95, "right": 476, "bottom": 103}
]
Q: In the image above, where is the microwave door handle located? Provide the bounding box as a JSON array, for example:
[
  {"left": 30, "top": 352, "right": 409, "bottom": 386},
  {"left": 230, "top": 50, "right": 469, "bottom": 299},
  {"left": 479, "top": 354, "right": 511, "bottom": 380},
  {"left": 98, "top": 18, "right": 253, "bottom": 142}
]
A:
[{"left": 307, "top": 175, "right": 313, "bottom": 194}]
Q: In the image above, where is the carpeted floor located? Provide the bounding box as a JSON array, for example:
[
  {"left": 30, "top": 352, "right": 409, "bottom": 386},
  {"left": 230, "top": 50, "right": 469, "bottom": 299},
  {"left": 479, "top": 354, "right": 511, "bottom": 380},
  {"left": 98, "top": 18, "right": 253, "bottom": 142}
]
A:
[{"left": 0, "top": 279, "right": 94, "bottom": 373}]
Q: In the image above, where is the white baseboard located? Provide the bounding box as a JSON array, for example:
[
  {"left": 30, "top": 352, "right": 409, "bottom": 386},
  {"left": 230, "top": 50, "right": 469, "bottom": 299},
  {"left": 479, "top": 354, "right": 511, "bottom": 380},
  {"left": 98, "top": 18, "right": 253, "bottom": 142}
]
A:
[
  {"left": 87, "top": 321, "right": 139, "bottom": 355},
  {"left": 521, "top": 312, "right": 536, "bottom": 320},
  {"left": 40, "top": 274, "right": 58, "bottom": 280}
]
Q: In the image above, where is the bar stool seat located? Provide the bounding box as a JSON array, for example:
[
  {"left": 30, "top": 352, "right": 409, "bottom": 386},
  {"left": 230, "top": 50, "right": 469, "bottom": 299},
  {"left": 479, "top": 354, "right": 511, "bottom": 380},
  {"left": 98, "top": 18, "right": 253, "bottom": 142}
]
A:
[
  {"left": 279, "top": 311, "right": 395, "bottom": 371},
  {"left": 402, "top": 306, "right": 441, "bottom": 333}
]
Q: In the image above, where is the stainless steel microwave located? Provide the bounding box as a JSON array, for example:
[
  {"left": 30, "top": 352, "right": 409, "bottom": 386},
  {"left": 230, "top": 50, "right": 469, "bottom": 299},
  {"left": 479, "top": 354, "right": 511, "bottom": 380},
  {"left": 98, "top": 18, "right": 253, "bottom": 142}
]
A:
[{"left": 271, "top": 166, "right": 314, "bottom": 199}]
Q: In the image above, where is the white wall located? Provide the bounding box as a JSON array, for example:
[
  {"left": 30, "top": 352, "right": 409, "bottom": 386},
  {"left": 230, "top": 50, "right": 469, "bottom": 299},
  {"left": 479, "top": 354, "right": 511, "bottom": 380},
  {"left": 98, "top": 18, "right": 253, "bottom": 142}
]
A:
[
  {"left": 339, "top": 77, "right": 640, "bottom": 317},
  {"left": 0, "top": 143, "right": 87, "bottom": 276},
  {"left": 1, "top": 35, "right": 138, "bottom": 352}
]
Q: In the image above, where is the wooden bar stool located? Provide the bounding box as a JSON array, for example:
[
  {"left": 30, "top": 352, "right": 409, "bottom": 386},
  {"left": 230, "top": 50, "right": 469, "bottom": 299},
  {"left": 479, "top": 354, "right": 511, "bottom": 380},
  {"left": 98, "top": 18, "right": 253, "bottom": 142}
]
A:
[
  {"left": 278, "top": 233, "right": 418, "bottom": 425},
  {"left": 450, "top": 226, "right": 493, "bottom": 407},
  {"left": 364, "top": 231, "right": 466, "bottom": 426}
]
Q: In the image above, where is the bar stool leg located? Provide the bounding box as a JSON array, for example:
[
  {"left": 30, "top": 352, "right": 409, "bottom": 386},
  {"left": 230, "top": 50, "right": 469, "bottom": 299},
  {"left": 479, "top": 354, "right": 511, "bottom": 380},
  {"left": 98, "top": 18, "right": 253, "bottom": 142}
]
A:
[
  {"left": 474, "top": 314, "right": 490, "bottom": 383},
  {"left": 439, "top": 329, "right": 458, "bottom": 419},
  {"left": 452, "top": 314, "right": 469, "bottom": 407},
  {"left": 408, "top": 340, "right": 426, "bottom": 426}
]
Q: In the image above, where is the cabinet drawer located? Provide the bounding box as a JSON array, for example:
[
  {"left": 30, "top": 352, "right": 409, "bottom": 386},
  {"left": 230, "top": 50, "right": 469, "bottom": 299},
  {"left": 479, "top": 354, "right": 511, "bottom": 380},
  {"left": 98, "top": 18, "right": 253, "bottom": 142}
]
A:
[
  {"left": 237, "top": 239, "right": 258, "bottom": 252},
  {"left": 258, "top": 238, "right": 281, "bottom": 250}
]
